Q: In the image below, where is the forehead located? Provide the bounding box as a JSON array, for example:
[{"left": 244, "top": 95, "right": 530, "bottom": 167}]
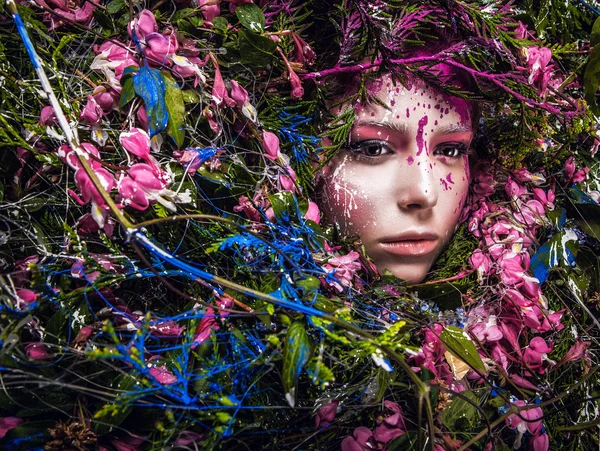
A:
[{"left": 356, "top": 74, "right": 472, "bottom": 129}]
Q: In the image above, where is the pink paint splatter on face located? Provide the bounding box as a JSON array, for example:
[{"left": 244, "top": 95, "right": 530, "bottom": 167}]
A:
[
  {"left": 416, "top": 115, "right": 428, "bottom": 156},
  {"left": 434, "top": 120, "right": 438, "bottom": 126},
  {"left": 407, "top": 155, "right": 414, "bottom": 165},
  {"left": 406, "top": 108, "right": 410, "bottom": 118},
  {"left": 440, "top": 178, "right": 450, "bottom": 191},
  {"left": 446, "top": 173, "right": 454, "bottom": 184}
]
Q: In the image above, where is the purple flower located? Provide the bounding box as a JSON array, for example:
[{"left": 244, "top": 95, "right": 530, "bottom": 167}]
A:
[
  {"left": 128, "top": 9, "right": 158, "bottom": 40},
  {"left": 149, "top": 364, "right": 178, "bottom": 385},
  {"left": 25, "top": 342, "right": 51, "bottom": 360},
  {"left": 39, "top": 106, "right": 57, "bottom": 126},
  {"left": 341, "top": 427, "right": 373, "bottom": 451},
  {"left": 315, "top": 400, "right": 338, "bottom": 428},
  {"left": 262, "top": 131, "right": 281, "bottom": 161}
]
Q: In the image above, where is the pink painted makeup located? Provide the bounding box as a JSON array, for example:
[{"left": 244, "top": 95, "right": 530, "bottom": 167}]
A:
[{"left": 319, "top": 74, "right": 473, "bottom": 283}]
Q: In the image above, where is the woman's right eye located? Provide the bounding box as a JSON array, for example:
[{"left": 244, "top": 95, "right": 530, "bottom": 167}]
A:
[{"left": 348, "top": 140, "right": 392, "bottom": 158}]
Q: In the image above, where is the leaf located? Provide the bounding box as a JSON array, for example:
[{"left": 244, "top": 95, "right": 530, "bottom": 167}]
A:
[
  {"left": 120, "top": 76, "right": 136, "bottom": 107},
  {"left": 388, "top": 431, "right": 418, "bottom": 451},
  {"left": 162, "top": 71, "right": 186, "bottom": 148},
  {"left": 133, "top": 65, "right": 169, "bottom": 137},
  {"left": 584, "top": 45, "right": 600, "bottom": 114},
  {"left": 236, "top": 3, "right": 265, "bottom": 33},
  {"left": 237, "top": 29, "right": 277, "bottom": 66},
  {"left": 282, "top": 321, "right": 313, "bottom": 407},
  {"left": 269, "top": 191, "right": 296, "bottom": 221},
  {"left": 591, "top": 16, "right": 600, "bottom": 47},
  {"left": 106, "top": 0, "right": 126, "bottom": 14},
  {"left": 442, "top": 391, "right": 478, "bottom": 431},
  {"left": 172, "top": 8, "right": 197, "bottom": 23},
  {"left": 564, "top": 193, "right": 600, "bottom": 239},
  {"left": 440, "top": 326, "right": 486, "bottom": 374},
  {"left": 306, "top": 356, "right": 334, "bottom": 389}
]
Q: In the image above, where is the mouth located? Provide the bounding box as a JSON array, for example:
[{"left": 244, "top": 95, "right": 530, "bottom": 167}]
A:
[{"left": 379, "top": 233, "right": 440, "bottom": 257}]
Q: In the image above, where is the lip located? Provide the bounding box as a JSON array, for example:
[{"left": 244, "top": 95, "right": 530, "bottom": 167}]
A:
[{"left": 379, "top": 232, "right": 440, "bottom": 257}]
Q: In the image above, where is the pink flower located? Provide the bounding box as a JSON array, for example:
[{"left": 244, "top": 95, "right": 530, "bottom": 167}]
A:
[
  {"left": 80, "top": 95, "right": 103, "bottom": 125},
  {"left": 137, "top": 106, "right": 149, "bottom": 130},
  {"left": 525, "top": 46, "right": 553, "bottom": 96},
  {"left": 210, "top": 56, "right": 234, "bottom": 107},
  {"left": 25, "top": 342, "right": 51, "bottom": 360},
  {"left": 469, "top": 249, "right": 492, "bottom": 277},
  {"left": 564, "top": 157, "right": 576, "bottom": 181},
  {"left": 572, "top": 167, "right": 590, "bottom": 183},
  {"left": 39, "top": 106, "right": 57, "bottom": 126},
  {"left": 230, "top": 80, "right": 257, "bottom": 122},
  {"left": 373, "top": 401, "right": 406, "bottom": 443},
  {"left": 0, "top": 417, "right": 23, "bottom": 439},
  {"left": 128, "top": 9, "right": 157, "bottom": 41},
  {"left": 531, "top": 433, "right": 549, "bottom": 451},
  {"left": 557, "top": 339, "right": 591, "bottom": 367},
  {"left": 120, "top": 128, "right": 151, "bottom": 160},
  {"left": 192, "top": 307, "right": 218, "bottom": 348},
  {"left": 279, "top": 166, "right": 297, "bottom": 191},
  {"left": 199, "top": 0, "right": 221, "bottom": 23},
  {"left": 523, "top": 337, "right": 553, "bottom": 373},
  {"left": 149, "top": 364, "right": 178, "bottom": 385},
  {"left": 468, "top": 308, "right": 503, "bottom": 343},
  {"left": 117, "top": 163, "right": 173, "bottom": 212},
  {"left": 262, "top": 131, "right": 281, "bottom": 160},
  {"left": 505, "top": 177, "right": 526, "bottom": 199},
  {"left": 175, "top": 430, "right": 204, "bottom": 446},
  {"left": 315, "top": 400, "right": 338, "bottom": 428},
  {"left": 72, "top": 325, "right": 94, "bottom": 346},
  {"left": 280, "top": 51, "right": 304, "bottom": 99},
  {"left": 515, "top": 21, "right": 529, "bottom": 39},
  {"left": 143, "top": 32, "right": 177, "bottom": 66},
  {"left": 532, "top": 188, "right": 555, "bottom": 210},
  {"left": 93, "top": 86, "right": 120, "bottom": 112},
  {"left": 506, "top": 400, "right": 544, "bottom": 449},
  {"left": 304, "top": 201, "right": 321, "bottom": 224},
  {"left": 323, "top": 251, "right": 362, "bottom": 292},
  {"left": 70, "top": 164, "right": 115, "bottom": 228},
  {"left": 341, "top": 427, "right": 373, "bottom": 451},
  {"left": 291, "top": 32, "right": 316, "bottom": 66},
  {"left": 16, "top": 288, "right": 38, "bottom": 305}
]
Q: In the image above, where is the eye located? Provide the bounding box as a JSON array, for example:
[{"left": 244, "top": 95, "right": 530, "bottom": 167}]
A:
[
  {"left": 434, "top": 143, "right": 469, "bottom": 159},
  {"left": 348, "top": 140, "right": 393, "bottom": 158}
]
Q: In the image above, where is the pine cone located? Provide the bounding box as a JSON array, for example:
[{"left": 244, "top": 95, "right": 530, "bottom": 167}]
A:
[{"left": 44, "top": 421, "right": 97, "bottom": 451}]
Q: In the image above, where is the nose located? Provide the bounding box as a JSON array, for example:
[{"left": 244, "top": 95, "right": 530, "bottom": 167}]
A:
[{"left": 395, "top": 157, "right": 438, "bottom": 211}]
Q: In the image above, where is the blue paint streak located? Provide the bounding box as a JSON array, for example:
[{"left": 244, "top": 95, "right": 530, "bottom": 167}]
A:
[{"left": 13, "top": 13, "right": 40, "bottom": 69}]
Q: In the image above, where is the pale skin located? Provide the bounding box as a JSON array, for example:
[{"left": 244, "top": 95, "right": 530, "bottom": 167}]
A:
[{"left": 319, "top": 74, "right": 473, "bottom": 283}]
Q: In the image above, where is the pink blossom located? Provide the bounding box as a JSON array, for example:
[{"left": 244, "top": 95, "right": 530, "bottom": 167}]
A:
[
  {"left": 25, "top": 342, "right": 51, "bottom": 360},
  {"left": 230, "top": 80, "right": 257, "bottom": 122},
  {"left": 72, "top": 325, "right": 94, "bottom": 345},
  {"left": 120, "top": 128, "right": 151, "bottom": 160},
  {"left": 137, "top": 106, "right": 149, "bottom": 130},
  {"left": 175, "top": 430, "right": 204, "bottom": 446},
  {"left": 304, "top": 201, "right": 321, "bottom": 224},
  {"left": 572, "top": 167, "right": 590, "bottom": 183},
  {"left": 128, "top": 9, "right": 157, "bottom": 40},
  {"left": 0, "top": 417, "right": 23, "bottom": 439},
  {"left": 506, "top": 400, "right": 544, "bottom": 449},
  {"left": 199, "top": 0, "right": 221, "bottom": 23},
  {"left": 315, "top": 400, "right": 338, "bottom": 428},
  {"left": 70, "top": 165, "right": 115, "bottom": 228},
  {"left": 322, "top": 251, "right": 362, "bottom": 292},
  {"left": 93, "top": 86, "right": 119, "bottom": 112},
  {"left": 80, "top": 95, "right": 103, "bottom": 125},
  {"left": 16, "top": 288, "right": 38, "bottom": 305},
  {"left": 505, "top": 177, "right": 526, "bottom": 199},
  {"left": 468, "top": 308, "right": 503, "bottom": 343},
  {"left": 515, "top": 21, "right": 529, "bottom": 39},
  {"left": 143, "top": 32, "right": 177, "bottom": 66},
  {"left": 117, "top": 163, "right": 174, "bottom": 212},
  {"left": 291, "top": 32, "right": 316, "bottom": 66},
  {"left": 341, "top": 427, "right": 373, "bottom": 451},
  {"left": 280, "top": 51, "right": 304, "bottom": 99},
  {"left": 525, "top": 47, "right": 553, "bottom": 96},
  {"left": 469, "top": 249, "right": 492, "bottom": 277},
  {"left": 262, "top": 131, "right": 281, "bottom": 161},
  {"left": 39, "top": 0, "right": 96, "bottom": 30},
  {"left": 557, "top": 339, "right": 591, "bottom": 367},
  {"left": 509, "top": 374, "right": 541, "bottom": 391},
  {"left": 564, "top": 157, "right": 576, "bottom": 181},
  {"left": 279, "top": 166, "right": 297, "bottom": 191},
  {"left": 532, "top": 188, "right": 555, "bottom": 210},
  {"left": 523, "top": 337, "right": 553, "bottom": 373},
  {"left": 531, "top": 433, "right": 549, "bottom": 451},
  {"left": 39, "top": 106, "right": 57, "bottom": 126},
  {"left": 149, "top": 364, "right": 178, "bottom": 385},
  {"left": 210, "top": 56, "right": 234, "bottom": 107},
  {"left": 149, "top": 320, "right": 185, "bottom": 338},
  {"left": 192, "top": 307, "right": 218, "bottom": 348},
  {"left": 373, "top": 401, "right": 406, "bottom": 443}
]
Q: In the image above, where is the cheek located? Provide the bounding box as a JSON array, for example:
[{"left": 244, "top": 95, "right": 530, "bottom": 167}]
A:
[
  {"left": 320, "top": 161, "right": 380, "bottom": 232},
  {"left": 437, "top": 162, "right": 470, "bottom": 218}
]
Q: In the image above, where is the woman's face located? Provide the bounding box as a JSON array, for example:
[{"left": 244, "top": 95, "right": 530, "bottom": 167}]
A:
[{"left": 319, "top": 75, "right": 473, "bottom": 283}]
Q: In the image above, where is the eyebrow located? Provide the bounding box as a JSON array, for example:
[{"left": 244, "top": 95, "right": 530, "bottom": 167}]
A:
[{"left": 354, "top": 120, "right": 473, "bottom": 135}]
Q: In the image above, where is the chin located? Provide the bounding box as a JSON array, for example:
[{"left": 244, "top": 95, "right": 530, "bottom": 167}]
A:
[{"left": 377, "top": 261, "right": 433, "bottom": 284}]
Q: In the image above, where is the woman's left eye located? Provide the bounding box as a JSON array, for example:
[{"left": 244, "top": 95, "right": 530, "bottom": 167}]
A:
[{"left": 434, "top": 143, "right": 469, "bottom": 159}]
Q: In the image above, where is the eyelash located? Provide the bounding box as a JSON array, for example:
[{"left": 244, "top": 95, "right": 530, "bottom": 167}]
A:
[{"left": 347, "top": 140, "right": 469, "bottom": 161}]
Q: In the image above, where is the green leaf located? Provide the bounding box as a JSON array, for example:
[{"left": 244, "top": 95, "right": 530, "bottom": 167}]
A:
[
  {"left": 212, "top": 16, "right": 229, "bottom": 34},
  {"left": 237, "top": 29, "right": 277, "bottom": 66},
  {"left": 120, "top": 76, "right": 136, "bottom": 107},
  {"left": 282, "top": 321, "right": 313, "bottom": 407},
  {"left": 442, "top": 391, "right": 478, "bottom": 431},
  {"left": 162, "top": 71, "right": 186, "bottom": 148},
  {"left": 388, "top": 431, "right": 418, "bottom": 451},
  {"left": 269, "top": 191, "right": 296, "bottom": 221},
  {"left": 106, "top": 0, "right": 126, "bottom": 14},
  {"left": 584, "top": 45, "right": 600, "bottom": 114},
  {"left": 172, "top": 8, "right": 198, "bottom": 23},
  {"left": 236, "top": 3, "right": 265, "bottom": 33},
  {"left": 440, "top": 326, "right": 486, "bottom": 374},
  {"left": 306, "top": 356, "right": 334, "bottom": 389},
  {"left": 591, "top": 16, "right": 600, "bottom": 47}
]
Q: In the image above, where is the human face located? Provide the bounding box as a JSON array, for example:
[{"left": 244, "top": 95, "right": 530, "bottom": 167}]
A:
[{"left": 319, "top": 75, "right": 473, "bottom": 283}]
